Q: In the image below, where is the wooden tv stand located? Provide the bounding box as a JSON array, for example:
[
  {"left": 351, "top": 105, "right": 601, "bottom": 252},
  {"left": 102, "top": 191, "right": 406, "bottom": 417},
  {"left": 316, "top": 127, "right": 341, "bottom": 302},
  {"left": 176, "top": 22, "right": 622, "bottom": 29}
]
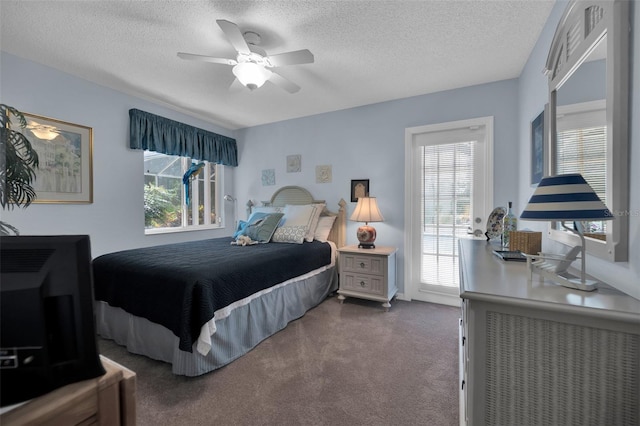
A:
[{"left": 0, "top": 355, "right": 136, "bottom": 425}]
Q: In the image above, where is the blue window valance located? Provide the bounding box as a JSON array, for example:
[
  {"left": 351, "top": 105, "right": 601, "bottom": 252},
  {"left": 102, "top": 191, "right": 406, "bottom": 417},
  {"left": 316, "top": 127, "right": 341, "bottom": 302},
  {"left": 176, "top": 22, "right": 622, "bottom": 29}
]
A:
[{"left": 129, "top": 108, "right": 238, "bottom": 167}]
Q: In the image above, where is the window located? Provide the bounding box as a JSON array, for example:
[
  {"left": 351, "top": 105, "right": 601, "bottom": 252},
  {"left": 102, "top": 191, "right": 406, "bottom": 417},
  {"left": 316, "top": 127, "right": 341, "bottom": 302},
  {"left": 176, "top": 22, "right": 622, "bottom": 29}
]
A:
[{"left": 143, "top": 151, "right": 221, "bottom": 233}]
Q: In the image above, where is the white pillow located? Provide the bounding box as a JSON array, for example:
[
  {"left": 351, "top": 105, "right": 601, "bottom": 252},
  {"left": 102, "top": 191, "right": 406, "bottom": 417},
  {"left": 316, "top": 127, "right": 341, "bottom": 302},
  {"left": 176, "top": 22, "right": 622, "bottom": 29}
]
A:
[
  {"left": 251, "top": 206, "right": 284, "bottom": 214},
  {"left": 271, "top": 204, "right": 322, "bottom": 244},
  {"left": 306, "top": 203, "right": 324, "bottom": 242},
  {"left": 272, "top": 225, "right": 308, "bottom": 244},
  {"left": 314, "top": 215, "right": 336, "bottom": 242}
]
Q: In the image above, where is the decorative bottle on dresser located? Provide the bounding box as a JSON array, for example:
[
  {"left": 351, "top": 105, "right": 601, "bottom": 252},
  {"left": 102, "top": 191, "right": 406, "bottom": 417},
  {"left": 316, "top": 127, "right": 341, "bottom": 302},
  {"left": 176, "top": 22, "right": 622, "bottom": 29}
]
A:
[{"left": 502, "top": 201, "right": 517, "bottom": 248}]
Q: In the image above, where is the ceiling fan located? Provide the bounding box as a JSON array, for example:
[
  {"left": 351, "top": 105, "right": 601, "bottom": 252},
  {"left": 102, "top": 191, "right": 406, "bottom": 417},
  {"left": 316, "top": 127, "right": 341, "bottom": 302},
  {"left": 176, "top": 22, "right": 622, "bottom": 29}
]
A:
[{"left": 178, "top": 19, "right": 314, "bottom": 93}]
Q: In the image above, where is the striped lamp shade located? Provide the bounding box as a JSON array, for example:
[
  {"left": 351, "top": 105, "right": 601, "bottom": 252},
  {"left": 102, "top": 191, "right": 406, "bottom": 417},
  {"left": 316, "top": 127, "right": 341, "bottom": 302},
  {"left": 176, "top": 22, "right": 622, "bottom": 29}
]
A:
[{"left": 520, "top": 173, "right": 613, "bottom": 221}]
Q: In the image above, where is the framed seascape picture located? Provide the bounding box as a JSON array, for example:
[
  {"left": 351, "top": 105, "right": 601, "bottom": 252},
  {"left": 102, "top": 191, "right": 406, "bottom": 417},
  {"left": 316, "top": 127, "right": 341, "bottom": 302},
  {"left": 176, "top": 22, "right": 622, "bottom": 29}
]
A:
[
  {"left": 350, "top": 179, "right": 369, "bottom": 202},
  {"left": 530, "top": 108, "right": 545, "bottom": 186},
  {"left": 21, "top": 112, "right": 93, "bottom": 203}
]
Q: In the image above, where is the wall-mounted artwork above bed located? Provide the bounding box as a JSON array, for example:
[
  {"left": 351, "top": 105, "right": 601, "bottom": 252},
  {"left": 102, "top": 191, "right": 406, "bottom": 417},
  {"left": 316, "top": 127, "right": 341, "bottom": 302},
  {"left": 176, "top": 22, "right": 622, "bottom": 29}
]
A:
[
  {"left": 286, "top": 154, "right": 301, "bottom": 173},
  {"left": 315, "top": 165, "right": 332, "bottom": 183},
  {"left": 261, "top": 168, "right": 275, "bottom": 186}
]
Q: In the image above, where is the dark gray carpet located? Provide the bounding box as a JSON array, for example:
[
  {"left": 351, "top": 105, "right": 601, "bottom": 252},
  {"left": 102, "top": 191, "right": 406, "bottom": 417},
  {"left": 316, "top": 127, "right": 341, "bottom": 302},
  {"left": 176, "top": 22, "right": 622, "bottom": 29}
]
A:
[{"left": 99, "top": 296, "right": 460, "bottom": 426}]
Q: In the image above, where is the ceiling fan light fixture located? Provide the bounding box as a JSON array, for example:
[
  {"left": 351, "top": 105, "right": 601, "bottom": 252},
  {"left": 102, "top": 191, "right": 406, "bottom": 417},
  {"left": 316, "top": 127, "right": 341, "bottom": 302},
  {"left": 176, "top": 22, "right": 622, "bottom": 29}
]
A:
[
  {"left": 232, "top": 62, "right": 272, "bottom": 90},
  {"left": 179, "top": 20, "right": 311, "bottom": 93}
]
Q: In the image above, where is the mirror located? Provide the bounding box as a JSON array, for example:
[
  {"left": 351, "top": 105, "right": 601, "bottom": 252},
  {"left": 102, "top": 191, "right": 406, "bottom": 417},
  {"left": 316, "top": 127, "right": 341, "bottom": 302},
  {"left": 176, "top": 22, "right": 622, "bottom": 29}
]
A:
[
  {"left": 555, "top": 38, "right": 607, "bottom": 240},
  {"left": 546, "top": 0, "right": 629, "bottom": 262}
]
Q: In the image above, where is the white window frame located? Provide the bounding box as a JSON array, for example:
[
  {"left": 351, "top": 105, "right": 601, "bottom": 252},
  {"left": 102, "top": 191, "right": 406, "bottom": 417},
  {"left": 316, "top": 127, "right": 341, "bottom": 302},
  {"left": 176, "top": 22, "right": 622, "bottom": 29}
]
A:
[
  {"left": 144, "top": 152, "right": 223, "bottom": 235},
  {"left": 404, "top": 117, "right": 493, "bottom": 306}
]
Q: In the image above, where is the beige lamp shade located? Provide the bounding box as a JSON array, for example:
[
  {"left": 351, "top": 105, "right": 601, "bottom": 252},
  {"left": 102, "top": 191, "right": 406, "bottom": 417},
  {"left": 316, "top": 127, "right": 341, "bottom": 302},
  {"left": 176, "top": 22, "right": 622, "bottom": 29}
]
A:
[
  {"left": 350, "top": 197, "right": 384, "bottom": 249},
  {"left": 350, "top": 197, "right": 384, "bottom": 223}
]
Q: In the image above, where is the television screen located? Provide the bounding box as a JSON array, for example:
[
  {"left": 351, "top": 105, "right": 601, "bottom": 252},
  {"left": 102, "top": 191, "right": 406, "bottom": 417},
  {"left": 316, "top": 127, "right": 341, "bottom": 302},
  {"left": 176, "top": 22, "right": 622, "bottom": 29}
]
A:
[{"left": 0, "top": 235, "right": 105, "bottom": 407}]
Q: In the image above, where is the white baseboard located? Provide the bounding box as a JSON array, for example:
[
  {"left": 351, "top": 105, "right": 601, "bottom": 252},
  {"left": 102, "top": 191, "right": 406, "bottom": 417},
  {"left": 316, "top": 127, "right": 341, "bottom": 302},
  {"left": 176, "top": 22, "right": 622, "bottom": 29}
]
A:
[{"left": 396, "top": 291, "right": 461, "bottom": 307}]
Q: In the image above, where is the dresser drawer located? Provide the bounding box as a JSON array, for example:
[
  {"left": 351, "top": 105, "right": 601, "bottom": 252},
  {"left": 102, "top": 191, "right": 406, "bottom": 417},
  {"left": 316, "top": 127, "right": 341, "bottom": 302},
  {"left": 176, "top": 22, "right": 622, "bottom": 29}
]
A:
[
  {"left": 342, "top": 273, "right": 384, "bottom": 296},
  {"left": 341, "top": 254, "right": 385, "bottom": 276}
]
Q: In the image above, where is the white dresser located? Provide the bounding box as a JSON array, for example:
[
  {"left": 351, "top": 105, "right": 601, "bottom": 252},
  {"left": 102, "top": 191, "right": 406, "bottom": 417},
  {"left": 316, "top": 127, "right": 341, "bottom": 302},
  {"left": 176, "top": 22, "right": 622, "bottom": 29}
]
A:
[{"left": 458, "top": 239, "right": 640, "bottom": 426}]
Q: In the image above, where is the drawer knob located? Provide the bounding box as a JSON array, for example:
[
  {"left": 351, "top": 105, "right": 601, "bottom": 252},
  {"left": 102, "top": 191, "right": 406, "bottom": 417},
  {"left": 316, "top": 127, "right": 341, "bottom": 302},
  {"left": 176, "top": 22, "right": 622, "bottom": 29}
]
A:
[
  {"left": 360, "top": 281, "right": 366, "bottom": 287},
  {"left": 359, "top": 262, "right": 365, "bottom": 268}
]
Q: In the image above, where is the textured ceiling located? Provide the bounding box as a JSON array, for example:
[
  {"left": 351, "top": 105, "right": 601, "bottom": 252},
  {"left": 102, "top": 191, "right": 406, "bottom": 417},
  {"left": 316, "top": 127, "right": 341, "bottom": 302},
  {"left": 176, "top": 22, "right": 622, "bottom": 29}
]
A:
[{"left": 0, "top": 1, "right": 555, "bottom": 130}]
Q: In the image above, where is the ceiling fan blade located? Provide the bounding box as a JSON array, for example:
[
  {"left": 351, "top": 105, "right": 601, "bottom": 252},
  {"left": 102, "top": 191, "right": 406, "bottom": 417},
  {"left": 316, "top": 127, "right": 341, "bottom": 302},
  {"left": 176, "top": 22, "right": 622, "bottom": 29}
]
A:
[
  {"left": 268, "top": 71, "right": 301, "bottom": 93},
  {"left": 177, "top": 52, "right": 236, "bottom": 65},
  {"left": 216, "top": 19, "right": 251, "bottom": 55},
  {"left": 267, "top": 49, "right": 314, "bottom": 67}
]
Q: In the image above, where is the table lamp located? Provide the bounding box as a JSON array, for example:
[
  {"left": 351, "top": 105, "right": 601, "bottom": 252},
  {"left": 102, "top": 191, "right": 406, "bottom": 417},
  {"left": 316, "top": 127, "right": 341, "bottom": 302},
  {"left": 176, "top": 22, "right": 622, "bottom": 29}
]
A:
[
  {"left": 350, "top": 196, "right": 384, "bottom": 249},
  {"left": 520, "top": 173, "right": 613, "bottom": 291}
]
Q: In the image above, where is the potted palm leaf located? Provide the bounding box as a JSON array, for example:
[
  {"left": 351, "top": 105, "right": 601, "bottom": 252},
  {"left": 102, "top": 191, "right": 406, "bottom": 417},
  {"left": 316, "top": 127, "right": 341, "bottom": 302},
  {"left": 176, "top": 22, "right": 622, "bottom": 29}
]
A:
[{"left": 1, "top": 104, "right": 39, "bottom": 235}]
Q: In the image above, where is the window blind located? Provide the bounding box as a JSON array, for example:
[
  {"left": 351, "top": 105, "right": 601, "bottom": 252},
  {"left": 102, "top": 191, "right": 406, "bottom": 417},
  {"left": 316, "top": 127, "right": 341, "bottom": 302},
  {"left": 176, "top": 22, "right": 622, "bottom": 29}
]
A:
[
  {"left": 420, "top": 127, "right": 481, "bottom": 288},
  {"left": 556, "top": 104, "right": 607, "bottom": 232},
  {"left": 556, "top": 126, "right": 606, "bottom": 203}
]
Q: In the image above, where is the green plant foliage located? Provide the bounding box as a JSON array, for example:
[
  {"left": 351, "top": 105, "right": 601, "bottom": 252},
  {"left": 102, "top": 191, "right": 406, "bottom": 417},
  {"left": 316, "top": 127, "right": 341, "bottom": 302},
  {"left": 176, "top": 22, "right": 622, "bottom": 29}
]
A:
[
  {"left": 1, "top": 104, "right": 40, "bottom": 235},
  {"left": 144, "top": 183, "right": 180, "bottom": 228}
]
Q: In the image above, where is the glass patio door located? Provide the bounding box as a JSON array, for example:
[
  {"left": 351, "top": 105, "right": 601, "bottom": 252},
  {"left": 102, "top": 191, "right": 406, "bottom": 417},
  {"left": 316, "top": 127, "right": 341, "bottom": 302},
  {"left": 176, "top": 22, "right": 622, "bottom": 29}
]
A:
[{"left": 405, "top": 118, "right": 492, "bottom": 305}]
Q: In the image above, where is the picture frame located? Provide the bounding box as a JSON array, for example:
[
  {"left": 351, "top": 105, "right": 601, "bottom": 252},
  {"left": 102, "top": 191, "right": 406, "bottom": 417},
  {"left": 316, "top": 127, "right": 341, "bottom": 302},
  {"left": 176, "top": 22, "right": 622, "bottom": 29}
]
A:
[
  {"left": 350, "top": 179, "right": 369, "bottom": 202},
  {"left": 286, "top": 154, "right": 301, "bottom": 173},
  {"left": 530, "top": 108, "right": 545, "bottom": 186},
  {"left": 261, "top": 169, "right": 275, "bottom": 186},
  {"left": 21, "top": 112, "right": 93, "bottom": 203},
  {"left": 315, "top": 165, "right": 332, "bottom": 183}
]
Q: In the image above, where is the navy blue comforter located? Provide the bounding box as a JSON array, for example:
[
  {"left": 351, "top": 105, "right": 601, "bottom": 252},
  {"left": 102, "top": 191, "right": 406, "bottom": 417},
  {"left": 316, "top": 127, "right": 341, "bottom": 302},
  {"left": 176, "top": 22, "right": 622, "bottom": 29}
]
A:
[{"left": 92, "top": 238, "right": 331, "bottom": 352}]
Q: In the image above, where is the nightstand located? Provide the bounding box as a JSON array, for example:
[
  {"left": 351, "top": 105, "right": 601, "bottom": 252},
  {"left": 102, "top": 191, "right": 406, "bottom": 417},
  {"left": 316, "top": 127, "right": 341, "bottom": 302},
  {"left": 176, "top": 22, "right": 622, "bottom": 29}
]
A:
[{"left": 337, "top": 245, "right": 397, "bottom": 311}]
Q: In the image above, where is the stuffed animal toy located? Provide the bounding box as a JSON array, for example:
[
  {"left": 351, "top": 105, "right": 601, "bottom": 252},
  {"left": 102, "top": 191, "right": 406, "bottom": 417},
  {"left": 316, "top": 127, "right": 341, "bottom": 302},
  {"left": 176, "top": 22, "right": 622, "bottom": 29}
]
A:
[{"left": 231, "top": 235, "right": 258, "bottom": 246}]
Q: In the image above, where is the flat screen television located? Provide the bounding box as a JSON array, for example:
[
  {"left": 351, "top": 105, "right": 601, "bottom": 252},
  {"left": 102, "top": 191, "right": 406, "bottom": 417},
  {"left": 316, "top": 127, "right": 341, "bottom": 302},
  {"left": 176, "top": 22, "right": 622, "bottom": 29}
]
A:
[{"left": 0, "top": 235, "right": 105, "bottom": 407}]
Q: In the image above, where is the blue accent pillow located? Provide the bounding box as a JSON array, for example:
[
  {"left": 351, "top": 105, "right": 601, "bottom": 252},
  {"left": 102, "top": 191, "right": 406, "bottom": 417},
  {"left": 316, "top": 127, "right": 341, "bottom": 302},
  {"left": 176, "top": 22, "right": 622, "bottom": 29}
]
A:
[
  {"left": 242, "top": 213, "right": 284, "bottom": 243},
  {"left": 234, "top": 212, "right": 285, "bottom": 242},
  {"left": 233, "top": 220, "right": 249, "bottom": 239},
  {"left": 233, "top": 212, "right": 273, "bottom": 239}
]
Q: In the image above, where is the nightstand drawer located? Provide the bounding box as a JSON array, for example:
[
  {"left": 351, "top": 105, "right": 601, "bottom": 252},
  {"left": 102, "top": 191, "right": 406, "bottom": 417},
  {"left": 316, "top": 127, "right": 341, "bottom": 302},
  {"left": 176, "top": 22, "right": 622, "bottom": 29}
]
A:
[
  {"left": 341, "top": 254, "right": 385, "bottom": 276},
  {"left": 342, "top": 273, "right": 384, "bottom": 296}
]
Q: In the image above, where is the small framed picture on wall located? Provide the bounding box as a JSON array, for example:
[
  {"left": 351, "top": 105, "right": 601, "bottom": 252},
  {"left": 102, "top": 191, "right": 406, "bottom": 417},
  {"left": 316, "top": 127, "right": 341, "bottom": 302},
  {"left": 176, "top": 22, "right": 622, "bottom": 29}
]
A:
[
  {"left": 350, "top": 179, "right": 369, "bottom": 202},
  {"left": 530, "top": 108, "right": 545, "bottom": 186}
]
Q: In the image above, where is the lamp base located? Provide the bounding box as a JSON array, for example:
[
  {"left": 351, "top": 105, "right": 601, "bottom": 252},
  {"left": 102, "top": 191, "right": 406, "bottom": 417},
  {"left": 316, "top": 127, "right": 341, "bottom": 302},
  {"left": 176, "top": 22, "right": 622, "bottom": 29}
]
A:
[
  {"left": 527, "top": 258, "right": 599, "bottom": 291},
  {"left": 356, "top": 225, "right": 377, "bottom": 249},
  {"left": 358, "top": 242, "right": 376, "bottom": 249},
  {"left": 560, "top": 275, "right": 599, "bottom": 291}
]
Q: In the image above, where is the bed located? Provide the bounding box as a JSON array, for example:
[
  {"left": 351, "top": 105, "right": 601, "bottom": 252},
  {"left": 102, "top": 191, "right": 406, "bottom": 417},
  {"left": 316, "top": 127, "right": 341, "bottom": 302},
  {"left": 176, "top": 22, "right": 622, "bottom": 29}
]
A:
[{"left": 93, "top": 186, "right": 346, "bottom": 376}]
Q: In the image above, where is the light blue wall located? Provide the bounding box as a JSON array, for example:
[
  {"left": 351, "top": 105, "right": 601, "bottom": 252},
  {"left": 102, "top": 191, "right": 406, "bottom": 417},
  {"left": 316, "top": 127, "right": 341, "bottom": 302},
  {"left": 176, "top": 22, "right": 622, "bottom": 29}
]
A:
[
  {"left": 518, "top": 0, "right": 640, "bottom": 300},
  {"left": 2, "top": 0, "right": 637, "bottom": 299},
  {"left": 235, "top": 80, "right": 521, "bottom": 295},
  {"left": 0, "top": 52, "right": 237, "bottom": 257}
]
